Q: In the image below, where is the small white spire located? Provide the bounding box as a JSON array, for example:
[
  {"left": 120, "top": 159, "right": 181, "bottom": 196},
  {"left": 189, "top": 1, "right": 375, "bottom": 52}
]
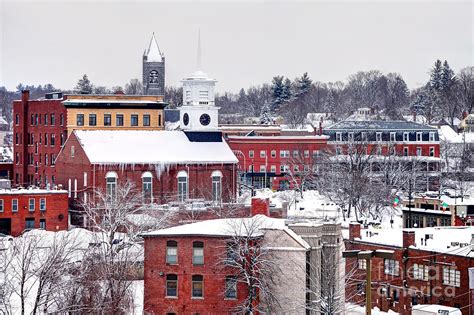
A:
[{"left": 146, "top": 32, "right": 163, "bottom": 62}]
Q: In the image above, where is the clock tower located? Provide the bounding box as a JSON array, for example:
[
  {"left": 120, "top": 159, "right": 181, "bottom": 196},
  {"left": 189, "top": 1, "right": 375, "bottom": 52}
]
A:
[
  {"left": 143, "top": 33, "right": 165, "bottom": 96},
  {"left": 180, "top": 69, "right": 219, "bottom": 131}
]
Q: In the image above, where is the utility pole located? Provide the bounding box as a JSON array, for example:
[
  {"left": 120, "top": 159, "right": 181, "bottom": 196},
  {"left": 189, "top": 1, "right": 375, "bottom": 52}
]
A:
[{"left": 343, "top": 249, "right": 395, "bottom": 315}]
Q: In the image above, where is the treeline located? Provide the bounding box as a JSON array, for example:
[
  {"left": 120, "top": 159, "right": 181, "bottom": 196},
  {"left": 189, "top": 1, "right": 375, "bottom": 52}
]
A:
[{"left": 1, "top": 60, "right": 472, "bottom": 127}]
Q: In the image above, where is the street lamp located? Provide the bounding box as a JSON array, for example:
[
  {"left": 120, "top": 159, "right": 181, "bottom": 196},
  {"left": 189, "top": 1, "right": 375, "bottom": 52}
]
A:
[{"left": 343, "top": 249, "right": 395, "bottom": 315}]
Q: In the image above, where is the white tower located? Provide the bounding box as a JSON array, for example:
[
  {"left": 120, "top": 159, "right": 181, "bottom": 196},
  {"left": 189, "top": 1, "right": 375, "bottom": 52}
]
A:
[{"left": 180, "top": 32, "right": 219, "bottom": 131}]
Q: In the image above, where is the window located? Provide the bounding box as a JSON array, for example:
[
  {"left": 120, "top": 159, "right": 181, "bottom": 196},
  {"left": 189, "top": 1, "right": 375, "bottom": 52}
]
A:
[
  {"left": 348, "top": 132, "right": 354, "bottom": 142},
  {"left": 50, "top": 114, "right": 55, "bottom": 126},
  {"left": 40, "top": 198, "right": 46, "bottom": 211},
  {"left": 376, "top": 146, "right": 382, "bottom": 155},
  {"left": 313, "top": 150, "right": 320, "bottom": 158},
  {"left": 416, "top": 132, "right": 422, "bottom": 142},
  {"left": 177, "top": 171, "right": 188, "bottom": 202},
  {"left": 192, "top": 275, "right": 204, "bottom": 298},
  {"left": 0, "top": 199, "right": 3, "bottom": 212},
  {"left": 89, "top": 114, "right": 97, "bottom": 126},
  {"left": 271, "top": 150, "right": 276, "bottom": 158},
  {"left": 50, "top": 134, "right": 55, "bottom": 146},
  {"left": 416, "top": 147, "right": 422, "bottom": 156},
  {"left": 225, "top": 276, "right": 237, "bottom": 299},
  {"left": 116, "top": 114, "right": 124, "bottom": 126},
  {"left": 361, "top": 132, "right": 368, "bottom": 142},
  {"left": 260, "top": 150, "right": 266, "bottom": 158},
  {"left": 104, "top": 114, "right": 111, "bottom": 126},
  {"left": 358, "top": 259, "right": 367, "bottom": 270},
  {"left": 142, "top": 172, "right": 153, "bottom": 202},
  {"left": 270, "top": 165, "right": 276, "bottom": 173},
  {"left": 376, "top": 132, "right": 382, "bottom": 142},
  {"left": 304, "top": 150, "right": 310, "bottom": 158},
  {"left": 336, "top": 132, "right": 342, "bottom": 142},
  {"left": 429, "top": 132, "right": 435, "bottom": 142},
  {"left": 429, "top": 147, "right": 435, "bottom": 157},
  {"left": 384, "top": 259, "right": 400, "bottom": 276},
  {"left": 293, "top": 165, "right": 299, "bottom": 172},
  {"left": 15, "top": 133, "right": 19, "bottom": 145},
  {"left": 12, "top": 199, "right": 18, "bottom": 212},
  {"left": 29, "top": 198, "right": 35, "bottom": 212},
  {"left": 280, "top": 165, "right": 288, "bottom": 173},
  {"left": 249, "top": 150, "right": 254, "bottom": 158},
  {"left": 390, "top": 132, "right": 396, "bottom": 142},
  {"left": 143, "top": 114, "right": 150, "bottom": 126},
  {"left": 166, "top": 274, "right": 178, "bottom": 297},
  {"left": 39, "top": 219, "right": 46, "bottom": 230},
  {"left": 413, "top": 263, "right": 428, "bottom": 281},
  {"left": 166, "top": 240, "right": 178, "bottom": 264},
  {"left": 15, "top": 114, "right": 19, "bottom": 125},
  {"left": 44, "top": 133, "right": 48, "bottom": 146},
  {"left": 393, "top": 289, "right": 399, "bottom": 302},
  {"left": 248, "top": 165, "right": 254, "bottom": 172},
  {"left": 51, "top": 154, "right": 55, "bottom": 165},
  {"left": 60, "top": 114, "right": 64, "bottom": 126},
  {"left": 260, "top": 165, "right": 266, "bottom": 172},
  {"left": 403, "top": 147, "right": 409, "bottom": 156},
  {"left": 158, "top": 114, "right": 162, "bottom": 127},
  {"left": 25, "top": 218, "right": 35, "bottom": 230},
  {"left": 211, "top": 171, "right": 222, "bottom": 203},
  {"left": 44, "top": 114, "right": 48, "bottom": 126},
  {"left": 280, "top": 150, "right": 289, "bottom": 158},
  {"left": 403, "top": 132, "right": 409, "bottom": 142},
  {"left": 443, "top": 267, "right": 460, "bottom": 287},
  {"left": 30, "top": 114, "right": 34, "bottom": 125},
  {"left": 193, "top": 241, "right": 204, "bottom": 265},
  {"left": 106, "top": 172, "right": 117, "bottom": 199},
  {"left": 293, "top": 150, "right": 299, "bottom": 158},
  {"left": 131, "top": 114, "right": 139, "bottom": 126},
  {"left": 335, "top": 146, "right": 342, "bottom": 155}
]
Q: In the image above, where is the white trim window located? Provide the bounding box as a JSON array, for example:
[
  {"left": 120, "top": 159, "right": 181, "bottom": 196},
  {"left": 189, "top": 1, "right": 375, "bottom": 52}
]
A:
[
  {"left": 0, "top": 199, "right": 3, "bottom": 212},
  {"left": 105, "top": 171, "right": 118, "bottom": 199},
  {"left": 361, "top": 132, "right": 368, "bottom": 142},
  {"left": 271, "top": 150, "right": 276, "bottom": 158},
  {"left": 335, "top": 132, "right": 342, "bottom": 142},
  {"left": 413, "top": 263, "right": 429, "bottom": 281},
  {"left": 12, "top": 199, "right": 18, "bottom": 212},
  {"left": 416, "top": 147, "right": 422, "bottom": 156},
  {"left": 335, "top": 146, "right": 342, "bottom": 155},
  {"left": 376, "top": 132, "right": 382, "bottom": 142},
  {"left": 211, "top": 171, "right": 222, "bottom": 203},
  {"left": 358, "top": 259, "right": 367, "bottom": 270},
  {"left": 249, "top": 150, "right": 254, "bottom": 158},
  {"left": 416, "top": 132, "right": 423, "bottom": 142},
  {"left": 348, "top": 132, "right": 354, "bottom": 142},
  {"left": 177, "top": 170, "right": 188, "bottom": 202},
  {"left": 304, "top": 150, "right": 310, "bottom": 158},
  {"left": 260, "top": 150, "right": 266, "bottom": 158},
  {"left": 270, "top": 165, "right": 276, "bottom": 173},
  {"left": 403, "top": 147, "right": 409, "bottom": 156},
  {"left": 259, "top": 165, "right": 266, "bottom": 172},
  {"left": 403, "top": 132, "right": 409, "bottom": 142},
  {"left": 40, "top": 198, "right": 46, "bottom": 211},
  {"left": 384, "top": 259, "right": 400, "bottom": 276},
  {"left": 443, "top": 267, "right": 460, "bottom": 287},
  {"left": 429, "top": 147, "right": 435, "bottom": 157},
  {"left": 142, "top": 172, "right": 153, "bottom": 202},
  {"left": 390, "top": 132, "right": 396, "bottom": 142},
  {"left": 29, "top": 198, "right": 35, "bottom": 212},
  {"left": 429, "top": 132, "right": 435, "bottom": 142}
]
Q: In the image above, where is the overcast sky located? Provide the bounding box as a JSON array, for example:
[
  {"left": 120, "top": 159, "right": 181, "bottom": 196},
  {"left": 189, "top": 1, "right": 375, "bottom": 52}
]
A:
[{"left": 0, "top": 1, "right": 472, "bottom": 93}]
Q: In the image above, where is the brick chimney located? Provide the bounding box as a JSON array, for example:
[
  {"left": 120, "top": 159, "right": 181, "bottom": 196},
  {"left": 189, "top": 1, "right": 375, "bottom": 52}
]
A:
[
  {"left": 21, "top": 90, "right": 30, "bottom": 103},
  {"left": 349, "top": 222, "right": 361, "bottom": 240},
  {"left": 403, "top": 230, "right": 416, "bottom": 248},
  {"left": 413, "top": 111, "right": 417, "bottom": 122},
  {"left": 251, "top": 197, "right": 270, "bottom": 217},
  {"left": 319, "top": 117, "right": 323, "bottom": 136},
  {"left": 463, "top": 111, "right": 469, "bottom": 119}
]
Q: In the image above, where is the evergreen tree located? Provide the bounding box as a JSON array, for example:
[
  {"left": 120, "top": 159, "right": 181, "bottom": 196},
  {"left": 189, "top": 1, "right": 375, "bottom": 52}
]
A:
[
  {"left": 295, "top": 72, "right": 312, "bottom": 96},
  {"left": 282, "top": 78, "right": 293, "bottom": 102},
  {"left": 440, "top": 60, "right": 456, "bottom": 91},
  {"left": 325, "top": 89, "right": 336, "bottom": 113},
  {"left": 430, "top": 60, "right": 443, "bottom": 91},
  {"left": 271, "top": 75, "right": 285, "bottom": 111},
  {"left": 259, "top": 103, "right": 273, "bottom": 124},
  {"left": 74, "top": 74, "right": 93, "bottom": 94}
]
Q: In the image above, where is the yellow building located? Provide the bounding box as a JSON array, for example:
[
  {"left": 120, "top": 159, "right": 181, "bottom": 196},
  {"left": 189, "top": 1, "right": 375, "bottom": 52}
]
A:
[{"left": 63, "top": 94, "right": 167, "bottom": 134}]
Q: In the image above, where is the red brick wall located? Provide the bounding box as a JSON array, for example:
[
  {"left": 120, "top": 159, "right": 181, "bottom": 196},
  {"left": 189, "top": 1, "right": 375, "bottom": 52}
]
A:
[
  {"left": 55, "top": 132, "right": 237, "bottom": 204},
  {"left": 144, "top": 236, "right": 247, "bottom": 314},
  {"left": 344, "top": 239, "right": 474, "bottom": 315},
  {"left": 0, "top": 190, "right": 68, "bottom": 236},
  {"left": 13, "top": 91, "right": 68, "bottom": 188}
]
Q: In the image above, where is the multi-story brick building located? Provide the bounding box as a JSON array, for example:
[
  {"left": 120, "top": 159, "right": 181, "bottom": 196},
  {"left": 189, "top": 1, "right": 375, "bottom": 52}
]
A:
[
  {"left": 0, "top": 187, "right": 68, "bottom": 236},
  {"left": 226, "top": 135, "right": 329, "bottom": 190},
  {"left": 13, "top": 91, "right": 167, "bottom": 188},
  {"left": 345, "top": 223, "right": 474, "bottom": 314}
]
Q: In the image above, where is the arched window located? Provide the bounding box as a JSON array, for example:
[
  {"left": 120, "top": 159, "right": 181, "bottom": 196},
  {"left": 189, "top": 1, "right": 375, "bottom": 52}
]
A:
[
  {"left": 142, "top": 172, "right": 153, "bottom": 202},
  {"left": 166, "top": 240, "right": 178, "bottom": 264},
  {"left": 192, "top": 275, "right": 203, "bottom": 298},
  {"left": 177, "top": 171, "right": 188, "bottom": 202},
  {"left": 105, "top": 171, "right": 117, "bottom": 199},
  {"left": 211, "top": 171, "right": 222, "bottom": 203},
  {"left": 166, "top": 274, "right": 178, "bottom": 297},
  {"left": 192, "top": 241, "right": 204, "bottom": 265}
]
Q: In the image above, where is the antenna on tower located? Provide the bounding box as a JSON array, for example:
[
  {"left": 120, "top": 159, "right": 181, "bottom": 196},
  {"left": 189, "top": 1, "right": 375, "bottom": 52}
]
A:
[{"left": 197, "top": 29, "right": 202, "bottom": 70}]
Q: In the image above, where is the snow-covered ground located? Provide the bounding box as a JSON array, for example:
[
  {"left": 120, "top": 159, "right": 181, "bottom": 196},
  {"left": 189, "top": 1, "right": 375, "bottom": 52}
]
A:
[{"left": 346, "top": 303, "right": 399, "bottom": 314}]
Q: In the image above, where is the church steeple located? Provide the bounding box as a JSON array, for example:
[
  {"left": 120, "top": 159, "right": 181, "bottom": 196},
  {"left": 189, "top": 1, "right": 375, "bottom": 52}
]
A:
[{"left": 143, "top": 33, "right": 165, "bottom": 96}]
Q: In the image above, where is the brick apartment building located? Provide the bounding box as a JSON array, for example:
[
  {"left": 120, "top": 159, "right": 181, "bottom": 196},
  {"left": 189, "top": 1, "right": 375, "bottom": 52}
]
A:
[
  {"left": 0, "top": 187, "right": 68, "bottom": 236},
  {"left": 345, "top": 223, "right": 474, "bottom": 314},
  {"left": 12, "top": 91, "right": 166, "bottom": 189}
]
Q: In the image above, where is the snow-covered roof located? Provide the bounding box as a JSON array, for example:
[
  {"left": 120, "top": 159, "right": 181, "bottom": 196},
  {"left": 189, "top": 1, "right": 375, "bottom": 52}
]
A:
[
  {"left": 354, "top": 226, "right": 474, "bottom": 257},
  {"left": 0, "top": 188, "right": 67, "bottom": 195},
  {"left": 63, "top": 99, "right": 164, "bottom": 105},
  {"left": 227, "top": 135, "right": 329, "bottom": 141},
  {"left": 182, "top": 70, "right": 217, "bottom": 82},
  {"left": 73, "top": 130, "right": 238, "bottom": 165},
  {"left": 145, "top": 33, "right": 164, "bottom": 62},
  {"left": 438, "top": 125, "right": 474, "bottom": 143},
  {"left": 327, "top": 121, "right": 437, "bottom": 131},
  {"left": 412, "top": 304, "right": 461, "bottom": 315},
  {"left": 142, "top": 215, "right": 310, "bottom": 249}
]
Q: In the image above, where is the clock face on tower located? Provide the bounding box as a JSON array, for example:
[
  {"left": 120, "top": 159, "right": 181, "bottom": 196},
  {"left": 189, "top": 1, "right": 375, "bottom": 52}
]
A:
[
  {"left": 199, "top": 114, "right": 211, "bottom": 126},
  {"left": 183, "top": 113, "right": 189, "bottom": 126}
]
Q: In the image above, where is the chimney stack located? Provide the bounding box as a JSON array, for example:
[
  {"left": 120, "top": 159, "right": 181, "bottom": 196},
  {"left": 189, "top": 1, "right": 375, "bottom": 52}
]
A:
[
  {"left": 413, "top": 111, "right": 417, "bottom": 122},
  {"left": 251, "top": 197, "right": 270, "bottom": 217},
  {"left": 349, "top": 222, "right": 361, "bottom": 240},
  {"left": 403, "top": 230, "right": 416, "bottom": 248},
  {"left": 21, "top": 90, "right": 30, "bottom": 103},
  {"left": 319, "top": 120, "right": 323, "bottom": 136}
]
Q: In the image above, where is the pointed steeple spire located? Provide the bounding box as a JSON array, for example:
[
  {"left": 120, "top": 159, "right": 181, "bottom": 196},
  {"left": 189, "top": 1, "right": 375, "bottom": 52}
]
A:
[
  {"left": 197, "top": 29, "right": 202, "bottom": 70},
  {"left": 146, "top": 32, "right": 163, "bottom": 62}
]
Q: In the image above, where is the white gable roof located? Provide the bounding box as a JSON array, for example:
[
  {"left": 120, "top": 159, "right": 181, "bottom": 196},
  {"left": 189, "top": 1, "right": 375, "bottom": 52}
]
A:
[{"left": 74, "top": 130, "right": 238, "bottom": 165}]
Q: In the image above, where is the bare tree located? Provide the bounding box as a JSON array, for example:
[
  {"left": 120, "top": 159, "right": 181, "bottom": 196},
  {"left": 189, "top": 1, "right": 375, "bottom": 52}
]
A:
[{"left": 124, "top": 79, "right": 143, "bottom": 95}]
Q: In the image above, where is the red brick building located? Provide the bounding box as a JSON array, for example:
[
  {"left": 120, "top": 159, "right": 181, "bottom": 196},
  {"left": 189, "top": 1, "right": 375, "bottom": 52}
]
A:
[
  {"left": 226, "top": 135, "right": 329, "bottom": 190},
  {"left": 345, "top": 223, "right": 474, "bottom": 314},
  {"left": 0, "top": 188, "right": 68, "bottom": 236},
  {"left": 55, "top": 130, "right": 238, "bottom": 208},
  {"left": 13, "top": 90, "right": 67, "bottom": 187}
]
